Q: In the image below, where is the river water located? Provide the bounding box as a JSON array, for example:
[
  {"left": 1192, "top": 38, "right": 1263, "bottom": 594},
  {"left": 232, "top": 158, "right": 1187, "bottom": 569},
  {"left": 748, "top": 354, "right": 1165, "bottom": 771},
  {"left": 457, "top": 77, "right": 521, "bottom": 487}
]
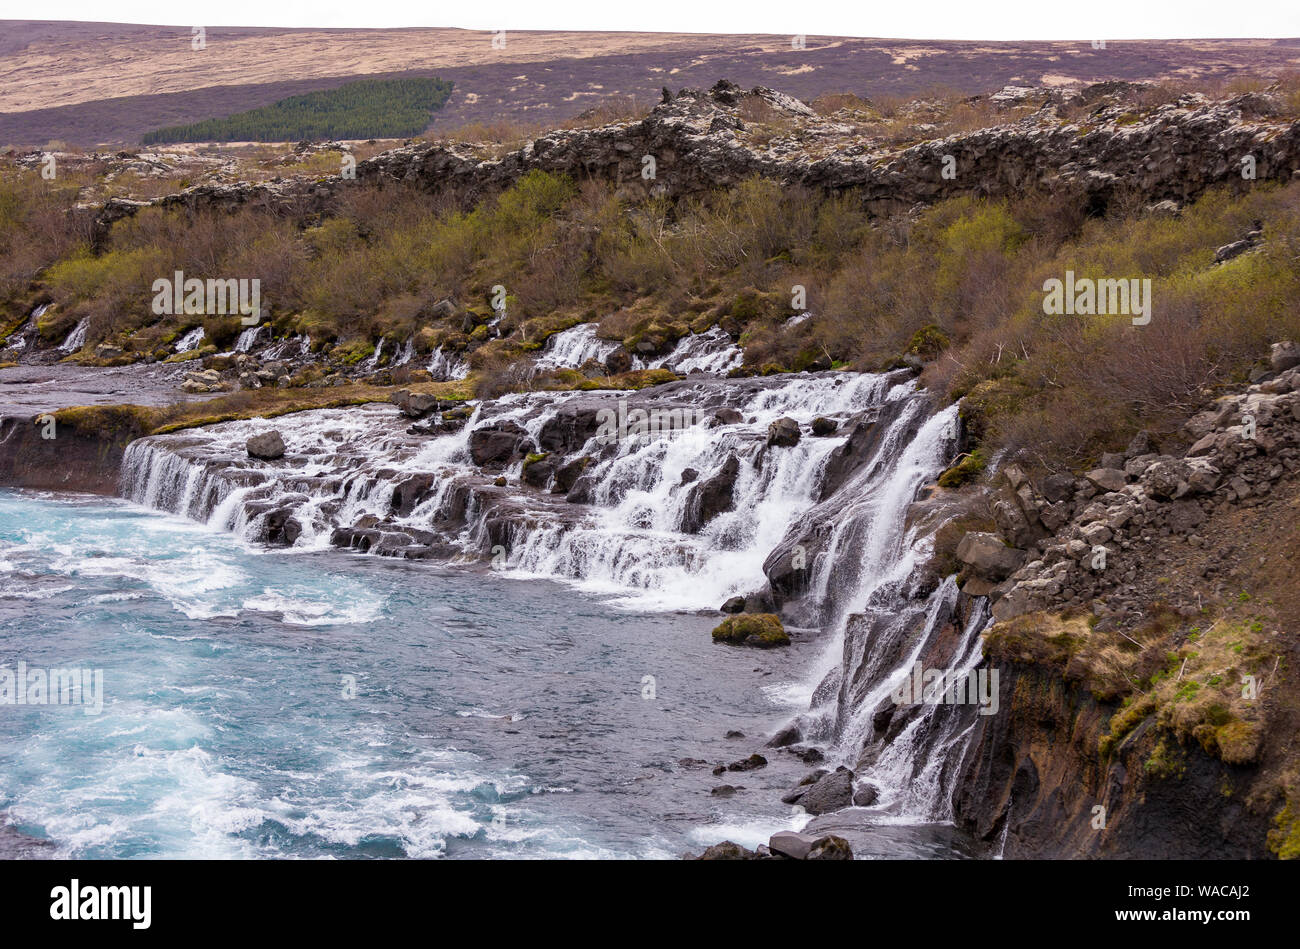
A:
[{"left": 0, "top": 490, "right": 818, "bottom": 858}]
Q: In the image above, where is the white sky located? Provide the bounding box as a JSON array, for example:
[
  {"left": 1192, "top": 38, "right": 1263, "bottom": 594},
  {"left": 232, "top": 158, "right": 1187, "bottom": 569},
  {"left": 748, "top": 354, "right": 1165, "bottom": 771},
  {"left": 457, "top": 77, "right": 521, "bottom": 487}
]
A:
[{"left": 1, "top": 0, "right": 1297, "bottom": 40}]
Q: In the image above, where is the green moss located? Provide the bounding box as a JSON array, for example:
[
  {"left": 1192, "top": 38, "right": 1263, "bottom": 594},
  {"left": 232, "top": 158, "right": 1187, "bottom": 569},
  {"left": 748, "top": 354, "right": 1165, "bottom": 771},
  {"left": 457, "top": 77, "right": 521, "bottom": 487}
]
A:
[
  {"left": 711, "top": 613, "right": 790, "bottom": 648},
  {"left": 937, "top": 448, "right": 986, "bottom": 488},
  {"left": 906, "top": 323, "right": 952, "bottom": 360},
  {"left": 1268, "top": 796, "right": 1300, "bottom": 860}
]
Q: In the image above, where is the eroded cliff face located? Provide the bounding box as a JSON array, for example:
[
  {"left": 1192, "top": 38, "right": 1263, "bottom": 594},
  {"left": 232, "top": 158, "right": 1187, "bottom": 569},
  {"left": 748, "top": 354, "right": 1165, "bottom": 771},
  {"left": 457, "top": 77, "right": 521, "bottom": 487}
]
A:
[
  {"left": 951, "top": 653, "right": 1274, "bottom": 859},
  {"left": 935, "top": 347, "right": 1300, "bottom": 859},
  {"left": 0, "top": 411, "right": 142, "bottom": 494}
]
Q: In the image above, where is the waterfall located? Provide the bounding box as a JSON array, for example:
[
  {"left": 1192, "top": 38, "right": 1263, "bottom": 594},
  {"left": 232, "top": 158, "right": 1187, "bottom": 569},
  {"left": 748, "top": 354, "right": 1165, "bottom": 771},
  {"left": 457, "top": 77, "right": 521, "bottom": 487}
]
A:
[
  {"left": 175, "top": 327, "right": 205, "bottom": 352},
  {"left": 534, "top": 323, "right": 619, "bottom": 371},
  {"left": 117, "top": 368, "right": 992, "bottom": 823},
  {"left": 635, "top": 326, "right": 743, "bottom": 375},
  {"left": 427, "top": 347, "right": 469, "bottom": 381},
  {"left": 58, "top": 318, "right": 89, "bottom": 354},
  {"left": 234, "top": 324, "right": 265, "bottom": 353},
  {"left": 393, "top": 338, "right": 415, "bottom": 366},
  {"left": 118, "top": 372, "right": 913, "bottom": 604},
  {"left": 361, "top": 338, "right": 385, "bottom": 371}
]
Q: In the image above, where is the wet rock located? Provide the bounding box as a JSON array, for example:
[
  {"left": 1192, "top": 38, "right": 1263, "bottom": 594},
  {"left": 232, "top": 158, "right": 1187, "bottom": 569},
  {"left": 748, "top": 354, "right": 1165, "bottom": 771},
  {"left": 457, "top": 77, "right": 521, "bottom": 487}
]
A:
[
  {"left": 681, "top": 454, "right": 740, "bottom": 533},
  {"left": 720, "top": 595, "right": 746, "bottom": 613},
  {"left": 767, "top": 417, "right": 801, "bottom": 447},
  {"left": 726, "top": 754, "right": 767, "bottom": 772},
  {"left": 811, "top": 416, "right": 838, "bottom": 436},
  {"left": 766, "top": 724, "right": 802, "bottom": 748},
  {"left": 768, "top": 830, "right": 819, "bottom": 860},
  {"left": 806, "top": 835, "right": 854, "bottom": 860},
  {"left": 712, "top": 407, "right": 744, "bottom": 426},
  {"left": 246, "top": 430, "right": 286, "bottom": 459},
  {"left": 694, "top": 840, "right": 758, "bottom": 860},
  {"left": 680, "top": 467, "right": 699, "bottom": 484},
  {"left": 551, "top": 456, "right": 590, "bottom": 495},
  {"left": 799, "top": 767, "right": 855, "bottom": 815},
  {"left": 711, "top": 785, "right": 742, "bottom": 796},
  {"left": 521, "top": 453, "right": 556, "bottom": 489},
  {"left": 711, "top": 613, "right": 790, "bottom": 648},
  {"left": 853, "top": 784, "right": 880, "bottom": 807},
  {"left": 603, "top": 347, "right": 633, "bottom": 374},
  {"left": 391, "top": 474, "right": 435, "bottom": 515},
  {"left": 469, "top": 420, "right": 534, "bottom": 468}
]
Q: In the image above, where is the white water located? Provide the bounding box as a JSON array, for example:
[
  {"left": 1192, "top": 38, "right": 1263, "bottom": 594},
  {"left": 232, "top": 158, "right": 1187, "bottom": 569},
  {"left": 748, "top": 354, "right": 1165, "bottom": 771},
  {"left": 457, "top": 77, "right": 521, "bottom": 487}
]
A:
[
  {"left": 360, "top": 338, "right": 385, "bottom": 371},
  {"left": 532, "top": 322, "right": 744, "bottom": 376},
  {"left": 635, "top": 326, "right": 744, "bottom": 375},
  {"left": 427, "top": 347, "right": 469, "bottom": 381},
  {"left": 175, "top": 327, "right": 205, "bottom": 352},
  {"left": 234, "top": 325, "right": 265, "bottom": 353},
  {"left": 58, "top": 317, "right": 90, "bottom": 354},
  {"left": 534, "top": 324, "right": 619, "bottom": 371},
  {"left": 118, "top": 368, "right": 990, "bottom": 827}
]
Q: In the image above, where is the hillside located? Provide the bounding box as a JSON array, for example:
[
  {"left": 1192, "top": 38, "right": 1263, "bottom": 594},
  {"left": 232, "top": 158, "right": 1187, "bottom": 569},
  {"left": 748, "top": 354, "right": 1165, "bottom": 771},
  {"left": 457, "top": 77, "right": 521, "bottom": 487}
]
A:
[{"left": 3, "top": 22, "right": 1300, "bottom": 145}]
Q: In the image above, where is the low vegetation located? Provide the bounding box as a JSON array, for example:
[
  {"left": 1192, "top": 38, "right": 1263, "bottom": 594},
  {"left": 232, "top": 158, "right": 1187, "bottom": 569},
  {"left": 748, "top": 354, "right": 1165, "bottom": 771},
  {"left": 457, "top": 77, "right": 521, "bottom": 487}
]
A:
[{"left": 143, "top": 77, "right": 455, "bottom": 144}]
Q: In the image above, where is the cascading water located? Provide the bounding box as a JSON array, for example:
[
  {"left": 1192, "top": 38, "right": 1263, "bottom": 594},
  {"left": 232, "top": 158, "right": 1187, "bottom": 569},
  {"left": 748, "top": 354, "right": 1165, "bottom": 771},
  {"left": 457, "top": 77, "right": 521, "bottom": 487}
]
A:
[
  {"left": 427, "top": 347, "right": 469, "bottom": 381},
  {"left": 360, "top": 338, "right": 385, "bottom": 371},
  {"left": 58, "top": 317, "right": 89, "bottom": 354},
  {"left": 118, "top": 367, "right": 991, "bottom": 835},
  {"left": 533, "top": 323, "right": 618, "bottom": 371},
  {"left": 634, "top": 326, "right": 743, "bottom": 375},
  {"left": 234, "top": 324, "right": 266, "bottom": 353},
  {"left": 175, "top": 327, "right": 205, "bottom": 352}
]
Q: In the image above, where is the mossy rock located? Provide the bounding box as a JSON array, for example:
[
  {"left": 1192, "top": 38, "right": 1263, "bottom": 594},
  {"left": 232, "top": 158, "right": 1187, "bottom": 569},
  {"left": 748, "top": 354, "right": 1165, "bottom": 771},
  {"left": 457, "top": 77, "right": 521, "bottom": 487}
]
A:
[
  {"left": 937, "top": 449, "right": 986, "bottom": 489},
  {"left": 711, "top": 613, "right": 790, "bottom": 648}
]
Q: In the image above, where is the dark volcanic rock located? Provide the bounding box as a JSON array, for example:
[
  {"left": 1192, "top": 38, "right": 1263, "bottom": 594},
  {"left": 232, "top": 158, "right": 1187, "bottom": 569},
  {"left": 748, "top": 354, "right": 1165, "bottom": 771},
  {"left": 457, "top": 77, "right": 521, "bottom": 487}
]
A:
[
  {"left": 767, "top": 417, "right": 801, "bottom": 447},
  {"left": 469, "top": 420, "right": 534, "bottom": 468},
  {"left": 246, "top": 430, "right": 285, "bottom": 459},
  {"left": 799, "top": 767, "right": 855, "bottom": 815},
  {"left": 680, "top": 453, "right": 740, "bottom": 532}
]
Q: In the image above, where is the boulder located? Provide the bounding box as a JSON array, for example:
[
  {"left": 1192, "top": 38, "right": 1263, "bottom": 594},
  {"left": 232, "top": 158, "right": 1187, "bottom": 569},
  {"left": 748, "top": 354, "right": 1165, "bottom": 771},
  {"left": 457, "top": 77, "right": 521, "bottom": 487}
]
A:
[
  {"left": 603, "top": 347, "right": 632, "bottom": 374},
  {"left": 1271, "top": 341, "right": 1300, "bottom": 373},
  {"left": 798, "top": 767, "right": 855, "bottom": 815},
  {"left": 469, "top": 420, "right": 534, "bottom": 468},
  {"left": 853, "top": 784, "right": 879, "bottom": 807},
  {"left": 811, "top": 416, "right": 838, "bottom": 436},
  {"left": 955, "top": 532, "right": 1024, "bottom": 580},
  {"left": 1085, "top": 467, "right": 1127, "bottom": 492},
  {"left": 680, "top": 454, "right": 740, "bottom": 533},
  {"left": 720, "top": 595, "right": 745, "bottom": 613},
  {"left": 711, "top": 613, "right": 790, "bottom": 648},
  {"left": 766, "top": 724, "right": 802, "bottom": 748},
  {"left": 694, "top": 841, "right": 758, "bottom": 860},
  {"left": 246, "top": 430, "right": 286, "bottom": 460},
  {"left": 768, "top": 831, "right": 819, "bottom": 860},
  {"left": 767, "top": 417, "right": 801, "bottom": 447},
  {"left": 806, "top": 835, "right": 854, "bottom": 860}
]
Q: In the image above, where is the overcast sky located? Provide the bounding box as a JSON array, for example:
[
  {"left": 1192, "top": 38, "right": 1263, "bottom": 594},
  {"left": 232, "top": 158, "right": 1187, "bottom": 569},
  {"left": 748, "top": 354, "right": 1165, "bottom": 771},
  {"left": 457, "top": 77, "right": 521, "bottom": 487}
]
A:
[{"left": 1, "top": 0, "right": 1298, "bottom": 40}]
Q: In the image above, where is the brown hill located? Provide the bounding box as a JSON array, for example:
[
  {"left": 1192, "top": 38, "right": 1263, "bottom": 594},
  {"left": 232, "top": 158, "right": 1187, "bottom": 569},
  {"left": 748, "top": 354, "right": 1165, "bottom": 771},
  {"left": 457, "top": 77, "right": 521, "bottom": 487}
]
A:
[{"left": 2, "top": 21, "right": 1300, "bottom": 146}]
